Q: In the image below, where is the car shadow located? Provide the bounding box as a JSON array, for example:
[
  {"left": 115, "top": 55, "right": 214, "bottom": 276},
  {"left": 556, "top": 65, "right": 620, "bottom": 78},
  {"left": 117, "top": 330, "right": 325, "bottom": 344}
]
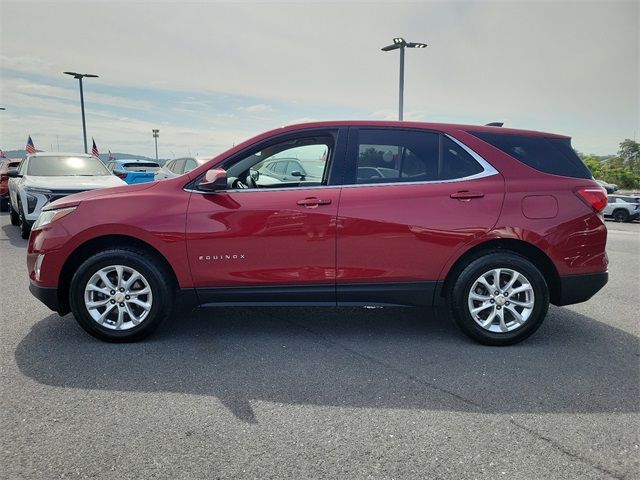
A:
[
  {"left": 15, "top": 306, "right": 639, "bottom": 423},
  {"left": 1, "top": 218, "right": 27, "bottom": 248}
]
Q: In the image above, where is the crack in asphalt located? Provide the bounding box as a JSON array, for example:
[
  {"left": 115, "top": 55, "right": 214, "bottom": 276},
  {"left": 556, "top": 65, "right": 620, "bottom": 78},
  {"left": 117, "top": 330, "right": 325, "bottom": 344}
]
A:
[{"left": 278, "top": 314, "right": 625, "bottom": 480}]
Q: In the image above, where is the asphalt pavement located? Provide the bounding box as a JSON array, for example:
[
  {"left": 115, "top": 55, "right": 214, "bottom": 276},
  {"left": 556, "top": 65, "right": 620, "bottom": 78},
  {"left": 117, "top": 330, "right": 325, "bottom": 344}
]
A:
[{"left": 1, "top": 212, "right": 638, "bottom": 479}]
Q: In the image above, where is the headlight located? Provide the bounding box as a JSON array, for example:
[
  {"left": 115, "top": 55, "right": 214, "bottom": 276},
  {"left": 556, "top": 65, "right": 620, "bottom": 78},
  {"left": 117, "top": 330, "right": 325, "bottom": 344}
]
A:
[
  {"left": 32, "top": 206, "right": 76, "bottom": 230},
  {"left": 24, "top": 187, "right": 53, "bottom": 213}
]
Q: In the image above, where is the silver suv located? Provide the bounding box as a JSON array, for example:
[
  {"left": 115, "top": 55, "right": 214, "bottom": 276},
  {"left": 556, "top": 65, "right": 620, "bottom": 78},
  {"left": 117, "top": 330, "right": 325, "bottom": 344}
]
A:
[{"left": 604, "top": 195, "right": 640, "bottom": 222}]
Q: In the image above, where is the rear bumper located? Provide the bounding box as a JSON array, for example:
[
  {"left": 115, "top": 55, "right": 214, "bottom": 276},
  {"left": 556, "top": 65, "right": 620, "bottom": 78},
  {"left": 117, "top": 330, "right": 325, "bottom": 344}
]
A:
[
  {"left": 29, "top": 283, "right": 64, "bottom": 314},
  {"left": 554, "top": 272, "right": 608, "bottom": 306}
]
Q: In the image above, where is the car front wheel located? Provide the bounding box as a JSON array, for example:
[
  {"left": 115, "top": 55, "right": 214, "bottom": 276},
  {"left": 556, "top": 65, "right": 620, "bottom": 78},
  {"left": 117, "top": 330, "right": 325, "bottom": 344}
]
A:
[
  {"left": 613, "top": 209, "right": 629, "bottom": 223},
  {"left": 448, "top": 252, "right": 549, "bottom": 346},
  {"left": 69, "top": 248, "right": 174, "bottom": 342},
  {"left": 9, "top": 203, "right": 19, "bottom": 225},
  {"left": 17, "top": 201, "right": 31, "bottom": 239}
]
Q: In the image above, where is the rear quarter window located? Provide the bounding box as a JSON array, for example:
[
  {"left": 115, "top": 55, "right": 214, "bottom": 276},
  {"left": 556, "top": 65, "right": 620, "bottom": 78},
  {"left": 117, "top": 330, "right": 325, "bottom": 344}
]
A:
[{"left": 471, "top": 132, "right": 591, "bottom": 179}]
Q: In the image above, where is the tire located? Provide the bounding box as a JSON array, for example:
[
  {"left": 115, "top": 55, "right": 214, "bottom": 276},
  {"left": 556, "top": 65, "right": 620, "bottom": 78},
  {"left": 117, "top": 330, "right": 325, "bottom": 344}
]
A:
[
  {"left": 613, "top": 209, "right": 629, "bottom": 223},
  {"left": 17, "top": 201, "right": 31, "bottom": 239},
  {"left": 10, "top": 203, "right": 19, "bottom": 225},
  {"left": 0, "top": 198, "right": 7, "bottom": 212},
  {"left": 447, "top": 252, "right": 549, "bottom": 346},
  {"left": 69, "top": 247, "right": 175, "bottom": 342}
]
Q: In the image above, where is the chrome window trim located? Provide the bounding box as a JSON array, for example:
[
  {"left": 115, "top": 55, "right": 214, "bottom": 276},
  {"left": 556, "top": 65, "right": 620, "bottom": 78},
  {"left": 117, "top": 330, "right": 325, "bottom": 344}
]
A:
[{"left": 185, "top": 134, "right": 499, "bottom": 194}]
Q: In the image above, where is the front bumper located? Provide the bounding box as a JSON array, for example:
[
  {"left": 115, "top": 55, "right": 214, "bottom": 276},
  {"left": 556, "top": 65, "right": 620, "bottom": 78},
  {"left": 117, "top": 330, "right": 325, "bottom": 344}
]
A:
[
  {"left": 554, "top": 272, "right": 609, "bottom": 306},
  {"left": 29, "top": 283, "right": 64, "bottom": 314}
]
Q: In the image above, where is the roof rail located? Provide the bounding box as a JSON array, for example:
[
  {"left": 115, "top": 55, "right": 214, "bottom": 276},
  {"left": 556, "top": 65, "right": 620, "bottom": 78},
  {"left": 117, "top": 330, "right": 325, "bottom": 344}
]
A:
[{"left": 485, "top": 122, "right": 504, "bottom": 127}]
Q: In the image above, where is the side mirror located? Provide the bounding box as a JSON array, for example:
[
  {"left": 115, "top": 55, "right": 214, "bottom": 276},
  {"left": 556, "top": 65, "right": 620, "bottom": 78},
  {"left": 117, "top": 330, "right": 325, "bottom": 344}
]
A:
[
  {"left": 7, "top": 169, "right": 22, "bottom": 178},
  {"left": 290, "top": 170, "right": 305, "bottom": 179},
  {"left": 199, "top": 168, "right": 228, "bottom": 192}
]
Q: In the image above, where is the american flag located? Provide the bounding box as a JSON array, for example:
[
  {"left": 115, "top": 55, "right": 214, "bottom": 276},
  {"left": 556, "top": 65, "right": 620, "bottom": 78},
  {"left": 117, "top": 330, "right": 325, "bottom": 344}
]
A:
[
  {"left": 91, "top": 138, "right": 99, "bottom": 157},
  {"left": 0, "top": 149, "right": 6, "bottom": 158},
  {"left": 25, "top": 136, "right": 36, "bottom": 154},
  {"left": 108, "top": 149, "right": 115, "bottom": 161}
]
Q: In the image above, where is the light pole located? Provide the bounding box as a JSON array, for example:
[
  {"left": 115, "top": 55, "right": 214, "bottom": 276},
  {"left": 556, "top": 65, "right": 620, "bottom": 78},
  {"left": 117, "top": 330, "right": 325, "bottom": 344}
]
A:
[
  {"left": 152, "top": 129, "right": 159, "bottom": 162},
  {"left": 64, "top": 72, "right": 99, "bottom": 153},
  {"left": 381, "top": 37, "right": 427, "bottom": 121}
]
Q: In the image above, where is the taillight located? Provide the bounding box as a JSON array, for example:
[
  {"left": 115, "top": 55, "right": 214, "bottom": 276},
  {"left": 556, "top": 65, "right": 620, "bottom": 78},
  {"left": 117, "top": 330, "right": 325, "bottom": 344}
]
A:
[
  {"left": 575, "top": 187, "right": 607, "bottom": 213},
  {"left": 114, "top": 171, "right": 127, "bottom": 180}
]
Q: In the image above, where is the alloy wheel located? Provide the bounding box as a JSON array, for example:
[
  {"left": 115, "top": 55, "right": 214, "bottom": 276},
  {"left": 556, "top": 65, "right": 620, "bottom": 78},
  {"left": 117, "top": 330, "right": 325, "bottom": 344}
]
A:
[
  {"left": 467, "top": 268, "right": 535, "bottom": 333},
  {"left": 84, "top": 265, "right": 153, "bottom": 330}
]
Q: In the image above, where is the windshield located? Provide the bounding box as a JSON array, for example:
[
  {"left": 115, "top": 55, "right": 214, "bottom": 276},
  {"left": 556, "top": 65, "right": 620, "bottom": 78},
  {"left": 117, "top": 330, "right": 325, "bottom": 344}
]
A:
[{"left": 27, "top": 156, "right": 110, "bottom": 176}]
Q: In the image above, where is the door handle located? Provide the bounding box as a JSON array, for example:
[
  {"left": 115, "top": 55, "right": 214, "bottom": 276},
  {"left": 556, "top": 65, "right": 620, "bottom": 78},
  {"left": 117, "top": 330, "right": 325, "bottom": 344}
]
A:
[
  {"left": 450, "top": 191, "right": 484, "bottom": 200},
  {"left": 297, "top": 197, "right": 332, "bottom": 208}
]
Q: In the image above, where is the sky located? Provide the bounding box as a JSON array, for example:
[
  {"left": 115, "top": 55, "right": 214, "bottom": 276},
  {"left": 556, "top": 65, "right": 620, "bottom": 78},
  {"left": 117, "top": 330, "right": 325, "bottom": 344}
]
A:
[{"left": 0, "top": 0, "right": 638, "bottom": 158}]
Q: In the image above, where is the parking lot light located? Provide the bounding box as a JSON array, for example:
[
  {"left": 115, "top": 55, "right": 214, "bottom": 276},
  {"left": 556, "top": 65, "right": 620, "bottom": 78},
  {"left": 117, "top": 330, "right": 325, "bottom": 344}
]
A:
[
  {"left": 152, "top": 129, "right": 160, "bottom": 162},
  {"left": 63, "top": 72, "right": 99, "bottom": 154},
  {"left": 381, "top": 38, "right": 428, "bottom": 121}
]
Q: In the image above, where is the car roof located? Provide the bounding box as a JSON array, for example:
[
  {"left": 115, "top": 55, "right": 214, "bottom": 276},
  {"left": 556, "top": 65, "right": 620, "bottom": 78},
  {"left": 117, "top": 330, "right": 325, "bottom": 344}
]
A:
[
  {"left": 169, "top": 156, "right": 211, "bottom": 162},
  {"left": 268, "top": 120, "right": 569, "bottom": 139},
  {"left": 27, "top": 152, "right": 95, "bottom": 158}
]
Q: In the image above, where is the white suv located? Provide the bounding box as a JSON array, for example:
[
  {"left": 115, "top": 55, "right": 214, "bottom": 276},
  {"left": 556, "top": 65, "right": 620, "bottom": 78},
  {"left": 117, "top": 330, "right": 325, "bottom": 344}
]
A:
[{"left": 8, "top": 153, "right": 126, "bottom": 238}]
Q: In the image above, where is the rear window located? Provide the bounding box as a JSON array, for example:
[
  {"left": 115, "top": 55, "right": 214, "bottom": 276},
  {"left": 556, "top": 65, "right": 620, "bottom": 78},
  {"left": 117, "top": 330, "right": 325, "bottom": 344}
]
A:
[
  {"left": 471, "top": 132, "right": 591, "bottom": 179},
  {"left": 122, "top": 162, "right": 159, "bottom": 172}
]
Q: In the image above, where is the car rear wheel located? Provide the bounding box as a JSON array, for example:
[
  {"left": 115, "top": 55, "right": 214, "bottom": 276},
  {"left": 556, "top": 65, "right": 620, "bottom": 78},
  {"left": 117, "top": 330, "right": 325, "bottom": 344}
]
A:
[
  {"left": 447, "top": 252, "right": 549, "bottom": 346},
  {"left": 69, "top": 248, "right": 174, "bottom": 342},
  {"left": 613, "top": 209, "right": 629, "bottom": 223},
  {"left": 9, "top": 203, "right": 19, "bottom": 225},
  {"left": 17, "top": 200, "right": 31, "bottom": 239}
]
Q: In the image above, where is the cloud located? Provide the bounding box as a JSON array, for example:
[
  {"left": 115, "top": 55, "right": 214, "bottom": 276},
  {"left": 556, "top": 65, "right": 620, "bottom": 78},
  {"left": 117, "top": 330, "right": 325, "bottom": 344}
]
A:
[{"left": 0, "top": 1, "right": 637, "bottom": 155}]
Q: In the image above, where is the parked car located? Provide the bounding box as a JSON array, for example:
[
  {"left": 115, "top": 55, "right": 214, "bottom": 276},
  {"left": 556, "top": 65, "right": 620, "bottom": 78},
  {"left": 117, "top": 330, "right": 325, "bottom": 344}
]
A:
[
  {"left": 256, "top": 158, "right": 325, "bottom": 183},
  {"left": 8, "top": 153, "right": 126, "bottom": 238},
  {"left": 27, "top": 121, "right": 608, "bottom": 345},
  {"left": 0, "top": 158, "right": 21, "bottom": 212},
  {"left": 603, "top": 195, "right": 640, "bottom": 222},
  {"left": 154, "top": 157, "right": 210, "bottom": 181},
  {"left": 105, "top": 159, "right": 160, "bottom": 184},
  {"left": 595, "top": 179, "right": 618, "bottom": 193}
]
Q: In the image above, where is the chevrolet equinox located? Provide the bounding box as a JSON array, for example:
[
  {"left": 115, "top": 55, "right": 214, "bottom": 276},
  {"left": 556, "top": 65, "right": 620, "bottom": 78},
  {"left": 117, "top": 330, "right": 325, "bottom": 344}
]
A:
[{"left": 27, "top": 121, "right": 609, "bottom": 345}]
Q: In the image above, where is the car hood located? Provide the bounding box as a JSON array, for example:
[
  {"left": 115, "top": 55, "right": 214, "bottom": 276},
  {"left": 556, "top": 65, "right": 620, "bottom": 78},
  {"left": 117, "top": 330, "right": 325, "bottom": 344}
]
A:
[
  {"left": 44, "top": 181, "right": 157, "bottom": 210},
  {"left": 25, "top": 175, "right": 126, "bottom": 190}
]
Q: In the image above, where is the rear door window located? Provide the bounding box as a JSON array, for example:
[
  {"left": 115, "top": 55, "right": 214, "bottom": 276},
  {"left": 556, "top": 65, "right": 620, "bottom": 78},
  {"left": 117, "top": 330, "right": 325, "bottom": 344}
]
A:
[
  {"left": 471, "top": 132, "right": 591, "bottom": 179},
  {"left": 350, "top": 129, "right": 485, "bottom": 184}
]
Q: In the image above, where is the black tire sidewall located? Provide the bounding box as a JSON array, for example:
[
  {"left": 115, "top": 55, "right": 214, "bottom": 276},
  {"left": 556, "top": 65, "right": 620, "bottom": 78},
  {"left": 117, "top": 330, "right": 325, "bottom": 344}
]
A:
[
  {"left": 449, "top": 252, "right": 550, "bottom": 346},
  {"left": 18, "top": 201, "right": 30, "bottom": 239},
  {"left": 69, "top": 249, "right": 173, "bottom": 342},
  {"left": 10, "top": 204, "right": 19, "bottom": 225},
  {"left": 613, "top": 210, "right": 628, "bottom": 222}
]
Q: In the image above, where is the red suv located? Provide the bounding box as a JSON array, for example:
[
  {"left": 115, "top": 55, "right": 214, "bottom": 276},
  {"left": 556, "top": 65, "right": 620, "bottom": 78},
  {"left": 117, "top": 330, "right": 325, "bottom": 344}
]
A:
[
  {"left": 26, "top": 121, "right": 608, "bottom": 345},
  {"left": 1, "top": 158, "right": 21, "bottom": 212}
]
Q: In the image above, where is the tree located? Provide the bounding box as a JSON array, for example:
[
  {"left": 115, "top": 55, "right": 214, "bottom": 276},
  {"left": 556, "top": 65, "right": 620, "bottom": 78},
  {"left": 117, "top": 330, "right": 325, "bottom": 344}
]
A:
[
  {"left": 582, "top": 154, "right": 603, "bottom": 179},
  {"left": 618, "top": 139, "right": 640, "bottom": 175},
  {"left": 601, "top": 156, "right": 638, "bottom": 189}
]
